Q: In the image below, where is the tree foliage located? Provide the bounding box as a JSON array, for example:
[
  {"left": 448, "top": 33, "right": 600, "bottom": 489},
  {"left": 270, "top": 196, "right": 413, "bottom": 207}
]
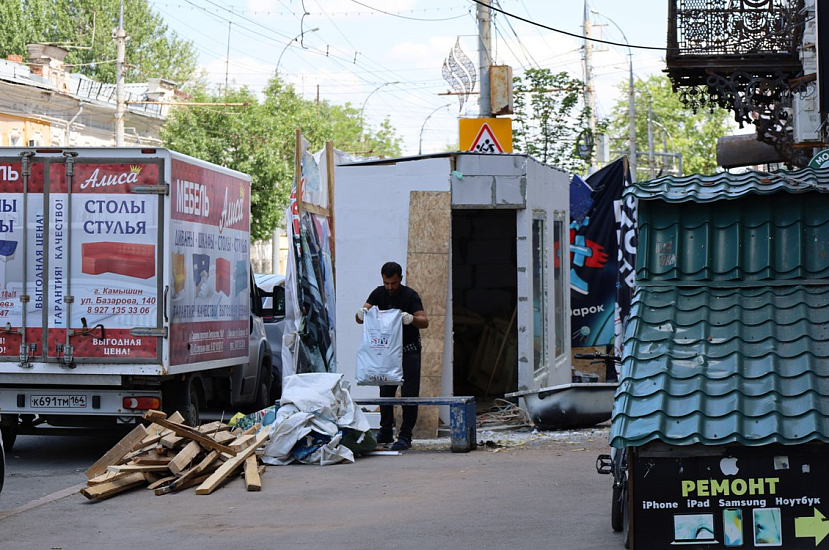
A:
[
  {"left": 0, "top": 0, "right": 197, "bottom": 84},
  {"left": 512, "top": 68, "right": 592, "bottom": 173},
  {"left": 605, "top": 75, "right": 734, "bottom": 178},
  {"left": 161, "top": 77, "right": 403, "bottom": 242}
]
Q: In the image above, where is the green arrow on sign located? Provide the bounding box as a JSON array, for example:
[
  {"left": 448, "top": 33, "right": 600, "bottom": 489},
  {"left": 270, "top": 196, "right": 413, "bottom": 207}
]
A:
[{"left": 795, "top": 508, "right": 829, "bottom": 545}]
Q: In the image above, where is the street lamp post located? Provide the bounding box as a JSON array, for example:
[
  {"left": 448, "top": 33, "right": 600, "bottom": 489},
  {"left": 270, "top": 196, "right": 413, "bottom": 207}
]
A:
[
  {"left": 359, "top": 81, "right": 399, "bottom": 123},
  {"left": 359, "top": 81, "right": 399, "bottom": 142},
  {"left": 592, "top": 11, "right": 636, "bottom": 182},
  {"left": 419, "top": 103, "right": 451, "bottom": 155},
  {"left": 276, "top": 28, "right": 319, "bottom": 75}
]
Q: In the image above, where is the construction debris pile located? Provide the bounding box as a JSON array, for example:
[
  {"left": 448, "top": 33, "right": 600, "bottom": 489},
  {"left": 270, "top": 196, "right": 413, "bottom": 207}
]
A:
[{"left": 80, "top": 410, "right": 270, "bottom": 500}]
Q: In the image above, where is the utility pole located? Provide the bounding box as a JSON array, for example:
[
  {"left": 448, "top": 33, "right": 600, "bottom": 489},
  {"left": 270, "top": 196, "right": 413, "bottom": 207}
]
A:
[
  {"left": 648, "top": 98, "right": 655, "bottom": 179},
  {"left": 225, "top": 8, "right": 233, "bottom": 91},
  {"left": 583, "top": 2, "right": 597, "bottom": 172},
  {"left": 628, "top": 54, "right": 636, "bottom": 182},
  {"left": 477, "top": 0, "right": 492, "bottom": 117},
  {"left": 114, "top": 0, "right": 126, "bottom": 146}
]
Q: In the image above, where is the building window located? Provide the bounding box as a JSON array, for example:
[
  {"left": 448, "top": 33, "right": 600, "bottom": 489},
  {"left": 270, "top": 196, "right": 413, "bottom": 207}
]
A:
[
  {"left": 553, "top": 213, "right": 566, "bottom": 359},
  {"left": 532, "top": 216, "right": 547, "bottom": 377}
]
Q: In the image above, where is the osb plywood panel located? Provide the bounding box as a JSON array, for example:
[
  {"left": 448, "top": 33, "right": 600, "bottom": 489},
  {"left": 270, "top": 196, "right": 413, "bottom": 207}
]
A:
[
  {"left": 406, "top": 254, "right": 448, "bottom": 318},
  {"left": 421, "top": 315, "right": 445, "bottom": 354},
  {"left": 407, "top": 191, "right": 450, "bottom": 439},
  {"left": 413, "top": 375, "right": 443, "bottom": 439},
  {"left": 420, "top": 348, "right": 444, "bottom": 379},
  {"left": 407, "top": 192, "right": 451, "bottom": 254}
]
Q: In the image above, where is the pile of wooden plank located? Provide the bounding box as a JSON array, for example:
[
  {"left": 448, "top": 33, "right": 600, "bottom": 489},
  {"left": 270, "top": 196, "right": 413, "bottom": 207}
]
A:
[{"left": 80, "top": 410, "right": 271, "bottom": 500}]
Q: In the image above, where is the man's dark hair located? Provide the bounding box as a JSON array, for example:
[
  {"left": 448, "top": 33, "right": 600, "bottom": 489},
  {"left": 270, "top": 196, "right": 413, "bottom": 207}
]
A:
[{"left": 381, "top": 261, "right": 403, "bottom": 279}]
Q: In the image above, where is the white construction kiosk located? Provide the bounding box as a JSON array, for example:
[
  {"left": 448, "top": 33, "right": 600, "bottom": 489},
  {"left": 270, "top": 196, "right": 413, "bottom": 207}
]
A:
[{"left": 334, "top": 152, "right": 571, "bottom": 435}]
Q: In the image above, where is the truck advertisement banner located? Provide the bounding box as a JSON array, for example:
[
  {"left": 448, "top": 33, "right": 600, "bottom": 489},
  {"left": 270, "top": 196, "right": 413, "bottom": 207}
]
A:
[
  {"left": 0, "top": 161, "right": 45, "bottom": 358},
  {"left": 632, "top": 447, "right": 829, "bottom": 549},
  {"left": 169, "top": 159, "right": 250, "bottom": 366},
  {"left": 0, "top": 158, "right": 160, "bottom": 360}
]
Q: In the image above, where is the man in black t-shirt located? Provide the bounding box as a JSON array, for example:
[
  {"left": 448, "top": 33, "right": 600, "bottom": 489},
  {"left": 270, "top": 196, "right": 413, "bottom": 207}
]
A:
[{"left": 355, "top": 261, "right": 429, "bottom": 451}]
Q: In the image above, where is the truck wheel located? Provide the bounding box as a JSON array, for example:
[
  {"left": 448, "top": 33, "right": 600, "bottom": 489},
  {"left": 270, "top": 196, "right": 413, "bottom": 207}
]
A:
[
  {"left": 1, "top": 425, "right": 17, "bottom": 452},
  {"left": 163, "top": 378, "right": 201, "bottom": 427},
  {"left": 252, "top": 367, "right": 273, "bottom": 412},
  {"left": 181, "top": 378, "right": 201, "bottom": 427}
]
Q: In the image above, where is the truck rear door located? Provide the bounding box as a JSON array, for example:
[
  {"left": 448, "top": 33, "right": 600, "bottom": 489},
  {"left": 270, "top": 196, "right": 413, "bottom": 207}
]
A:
[{"left": 0, "top": 150, "right": 163, "bottom": 368}]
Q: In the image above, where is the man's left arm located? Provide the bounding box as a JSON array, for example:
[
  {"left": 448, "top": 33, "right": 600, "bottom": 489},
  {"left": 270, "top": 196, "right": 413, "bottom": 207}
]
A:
[{"left": 411, "top": 309, "right": 429, "bottom": 329}]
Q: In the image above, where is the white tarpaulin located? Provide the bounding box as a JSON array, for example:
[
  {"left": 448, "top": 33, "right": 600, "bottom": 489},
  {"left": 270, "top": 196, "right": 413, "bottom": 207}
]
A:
[{"left": 262, "top": 372, "right": 372, "bottom": 466}]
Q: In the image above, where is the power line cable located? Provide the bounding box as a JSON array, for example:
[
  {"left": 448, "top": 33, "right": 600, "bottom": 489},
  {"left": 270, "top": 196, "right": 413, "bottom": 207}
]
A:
[{"left": 348, "top": 0, "right": 471, "bottom": 21}]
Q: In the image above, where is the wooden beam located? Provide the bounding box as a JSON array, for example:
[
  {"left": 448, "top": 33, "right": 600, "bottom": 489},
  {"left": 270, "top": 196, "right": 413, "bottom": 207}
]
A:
[
  {"left": 244, "top": 456, "right": 261, "bottom": 491},
  {"left": 301, "top": 202, "right": 329, "bottom": 217},
  {"left": 209, "top": 431, "right": 236, "bottom": 445},
  {"left": 86, "top": 470, "right": 129, "bottom": 486},
  {"left": 107, "top": 463, "right": 171, "bottom": 474},
  {"left": 196, "top": 421, "right": 230, "bottom": 434},
  {"left": 295, "top": 128, "right": 304, "bottom": 216},
  {"left": 132, "top": 453, "right": 173, "bottom": 466},
  {"left": 154, "top": 472, "right": 212, "bottom": 496},
  {"left": 146, "top": 475, "right": 177, "bottom": 491},
  {"left": 171, "top": 451, "right": 220, "bottom": 491},
  {"left": 159, "top": 433, "right": 184, "bottom": 449},
  {"left": 325, "top": 140, "right": 336, "bottom": 282},
  {"left": 168, "top": 440, "right": 202, "bottom": 475},
  {"left": 80, "top": 472, "right": 146, "bottom": 500},
  {"left": 195, "top": 430, "right": 269, "bottom": 495},
  {"left": 135, "top": 411, "right": 185, "bottom": 450},
  {"left": 143, "top": 410, "right": 237, "bottom": 456},
  {"left": 84, "top": 424, "right": 148, "bottom": 479}
]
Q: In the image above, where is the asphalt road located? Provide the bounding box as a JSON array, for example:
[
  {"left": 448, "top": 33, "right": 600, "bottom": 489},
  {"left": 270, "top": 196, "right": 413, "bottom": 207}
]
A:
[{"left": 0, "top": 425, "right": 624, "bottom": 550}]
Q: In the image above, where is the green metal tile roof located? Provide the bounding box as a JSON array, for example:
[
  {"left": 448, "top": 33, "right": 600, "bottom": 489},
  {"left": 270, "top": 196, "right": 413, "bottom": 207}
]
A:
[
  {"left": 609, "top": 285, "right": 829, "bottom": 448},
  {"left": 636, "top": 192, "right": 829, "bottom": 282},
  {"left": 624, "top": 166, "right": 829, "bottom": 203}
]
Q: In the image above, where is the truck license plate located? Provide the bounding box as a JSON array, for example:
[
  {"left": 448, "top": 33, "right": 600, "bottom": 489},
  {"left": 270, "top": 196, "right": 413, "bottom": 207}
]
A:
[{"left": 30, "top": 395, "right": 87, "bottom": 408}]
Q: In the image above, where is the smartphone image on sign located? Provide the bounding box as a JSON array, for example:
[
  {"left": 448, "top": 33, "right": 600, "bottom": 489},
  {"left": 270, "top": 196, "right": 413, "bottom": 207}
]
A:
[
  {"left": 754, "top": 508, "right": 783, "bottom": 546},
  {"left": 723, "top": 509, "right": 743, "bottom": 547}
]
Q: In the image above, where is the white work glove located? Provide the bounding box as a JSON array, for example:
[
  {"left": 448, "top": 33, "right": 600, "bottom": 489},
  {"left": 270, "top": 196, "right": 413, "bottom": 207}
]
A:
[
  {"left": 401, "top": 312, "right": 414, "bottom": 325},
  {"left": 356, "top": 308, "right": 367, "bottom": 322}
]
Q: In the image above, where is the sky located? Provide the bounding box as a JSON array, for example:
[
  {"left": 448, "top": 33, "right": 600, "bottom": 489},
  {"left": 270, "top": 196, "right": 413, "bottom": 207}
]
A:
[{"left": 148, "top": 0, "right": 669, "bottom": 156}]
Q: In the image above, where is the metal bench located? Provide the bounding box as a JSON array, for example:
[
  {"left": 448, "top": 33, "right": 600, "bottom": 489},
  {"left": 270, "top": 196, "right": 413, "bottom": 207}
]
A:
[{"left": 354, "top": 396, "right": 477, "bottom": 453}]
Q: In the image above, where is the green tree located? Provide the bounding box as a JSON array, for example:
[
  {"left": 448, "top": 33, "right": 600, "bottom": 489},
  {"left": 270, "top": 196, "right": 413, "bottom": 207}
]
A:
[
  {"left": 512, "top": 68, "right": 591, "bottom": 173},
  {"left": 0, "top": 0, "right": 197, "bottom": 84},
  {"left": 605, "top": 75, "right": 734, "bottom": 178},
  {"left": 161, "top": 77, "right": 403, "bottom": 242}
]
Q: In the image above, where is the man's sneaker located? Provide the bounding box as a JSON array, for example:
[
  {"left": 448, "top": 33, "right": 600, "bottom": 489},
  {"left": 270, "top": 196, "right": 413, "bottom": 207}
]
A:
[
  {"left": 391, "top": 437, "right": 412, "bottom": 451},
  {"left": 376, "top": 431, "right": 394, "bottom": 445}
]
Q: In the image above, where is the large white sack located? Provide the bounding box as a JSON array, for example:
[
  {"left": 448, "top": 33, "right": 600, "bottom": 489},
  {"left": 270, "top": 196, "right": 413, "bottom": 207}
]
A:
[{"left": 355, "top": 307, "right": 403, "bottom": 386}]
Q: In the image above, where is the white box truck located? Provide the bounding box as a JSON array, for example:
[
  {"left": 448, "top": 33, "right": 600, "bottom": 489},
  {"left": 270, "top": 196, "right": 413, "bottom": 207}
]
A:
[{"left": 0, "top": 148, "right": 278, "bottom": 450}]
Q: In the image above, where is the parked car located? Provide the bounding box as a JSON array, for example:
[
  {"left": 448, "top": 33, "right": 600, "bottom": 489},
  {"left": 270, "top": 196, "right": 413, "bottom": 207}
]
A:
[{"left": 254, "top": 273, "right": 287, "bottom": 402}]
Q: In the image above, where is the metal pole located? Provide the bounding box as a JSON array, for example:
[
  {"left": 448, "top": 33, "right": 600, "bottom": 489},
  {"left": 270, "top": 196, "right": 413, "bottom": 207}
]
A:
[
  {"left": 276, "top": 28, "right": 319, "bottom": 75},
  {"left": 592, "top": 10, "right": 635, "bottom": 181},
  {"left": 419, "top": 104, "right": 451, "bottom": 155},
  {"left": 648, "top": 98, "right": 655, "bottom": 179},
  {"left": 114, "top": 0, "right": 126, "bottom": 146},
  {"left": 477, "top": 0, "right": 492, "bottom": 117},
  {"left": 584, "top": 2, "right": 597, "bottom": 172},
  {"left": 224, "top": 8, "right": 232, "bottom": 91},
  {"left": 627, "top": 54, "right": 636, "bottom": 182},
  {"left": 359, "top": 81, "right": 399, "bottom": 141}
]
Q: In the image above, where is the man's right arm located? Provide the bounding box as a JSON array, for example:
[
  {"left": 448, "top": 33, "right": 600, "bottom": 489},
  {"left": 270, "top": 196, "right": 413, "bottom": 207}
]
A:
[{"left": 355, "top": 300, "right": 373, "bottom": 324}]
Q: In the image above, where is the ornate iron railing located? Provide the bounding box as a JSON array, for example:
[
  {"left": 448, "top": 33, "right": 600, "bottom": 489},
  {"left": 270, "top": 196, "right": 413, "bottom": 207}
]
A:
[
  {"left": 666, "top": 0, "right": 810, "bottom": 166},
  {"left": 668, "top": 0, "right": 805, "bottom": 59}
]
